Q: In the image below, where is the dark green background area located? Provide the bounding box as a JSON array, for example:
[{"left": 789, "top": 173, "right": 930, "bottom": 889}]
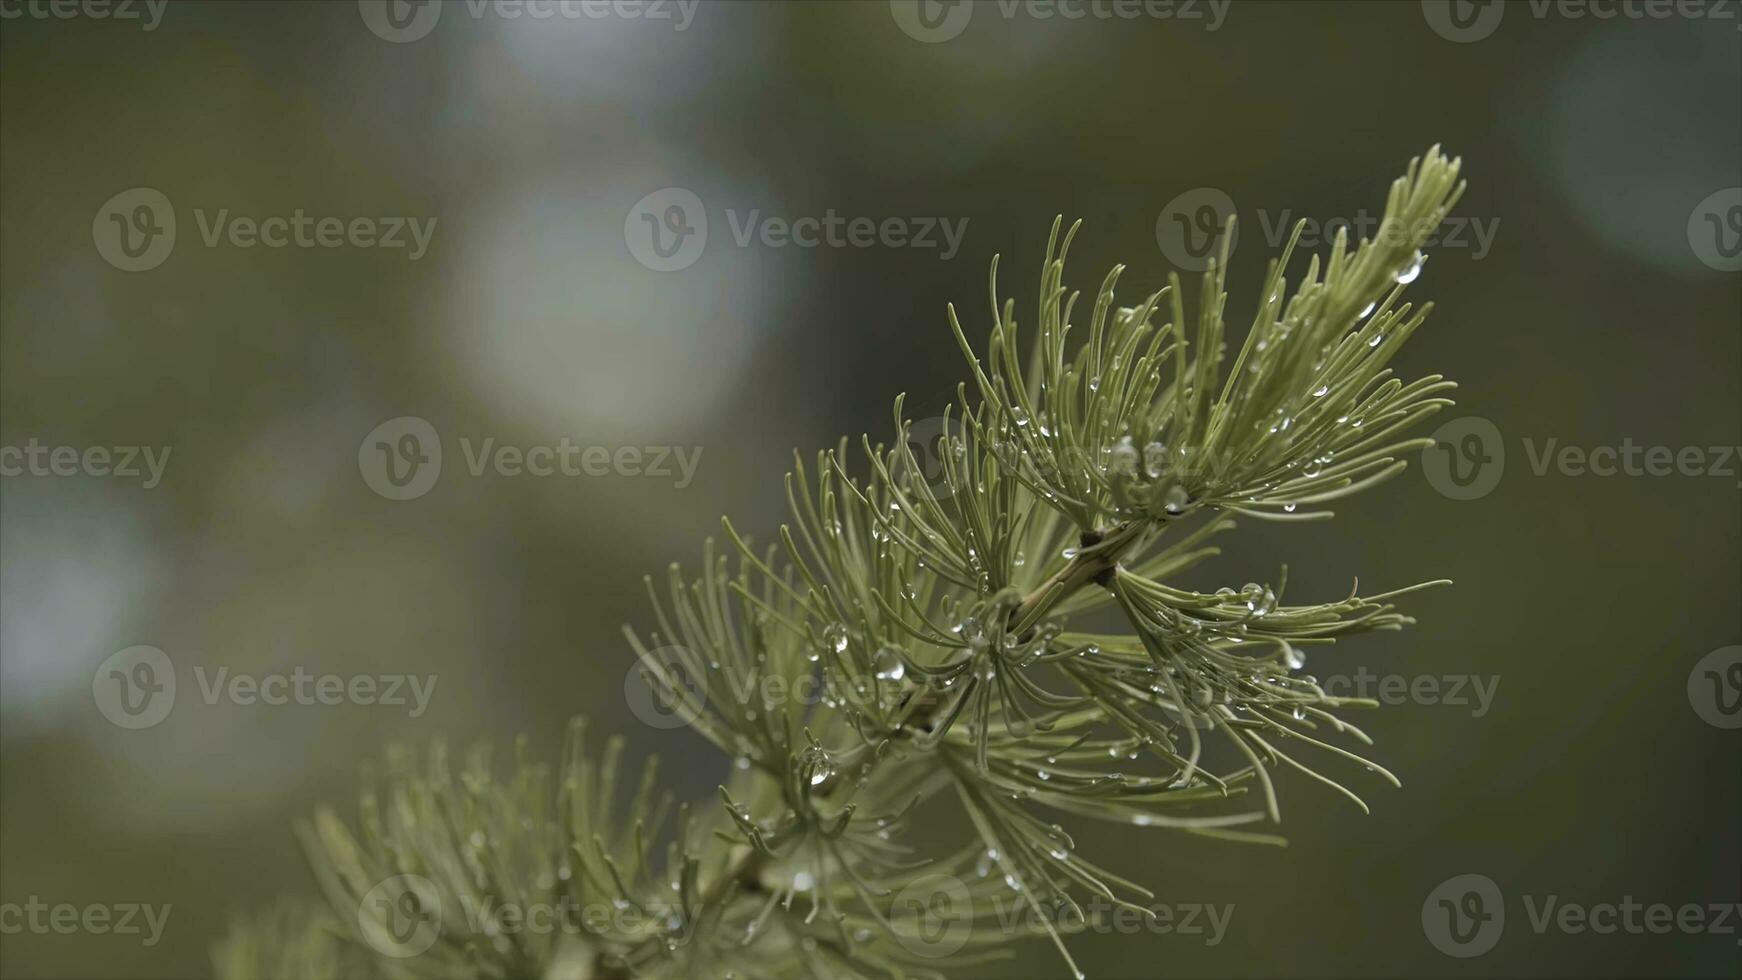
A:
[{"left": 1, "top": 2, "right": 1737, "bottom": 978}]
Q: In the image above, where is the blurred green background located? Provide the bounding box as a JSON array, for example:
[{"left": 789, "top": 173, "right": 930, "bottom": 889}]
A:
[{"left": 1, "top": 1, "right": 1737, "bottom": 977}]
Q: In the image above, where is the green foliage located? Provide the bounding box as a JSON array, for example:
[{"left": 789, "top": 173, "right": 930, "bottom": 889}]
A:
[{"left": 220, "top": 148, "right": 1467, "bottom": 980}]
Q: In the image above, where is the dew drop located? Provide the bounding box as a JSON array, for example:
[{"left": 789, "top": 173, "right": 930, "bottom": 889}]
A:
[
  {"left": 1242, "top": 583, "right": 1277, "bottom": 616},
  {"left": 976, "top": 848, "right": 998, "bottom": 876},
  {"left": 1143, "top": 441, "right": 1169, "bottom": 479},
  {"left": 1394, "top": 250, "right": 1425, "bottom": 285},
  {"left": 1162, "top": 484, "right": 1190, "bottom": 515},
  {"left": 1109, "top": 435, "right": 1139, "bottom": 477},
  {"left": 872, "top": 646, "right": 906, "bottom": 683}
]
